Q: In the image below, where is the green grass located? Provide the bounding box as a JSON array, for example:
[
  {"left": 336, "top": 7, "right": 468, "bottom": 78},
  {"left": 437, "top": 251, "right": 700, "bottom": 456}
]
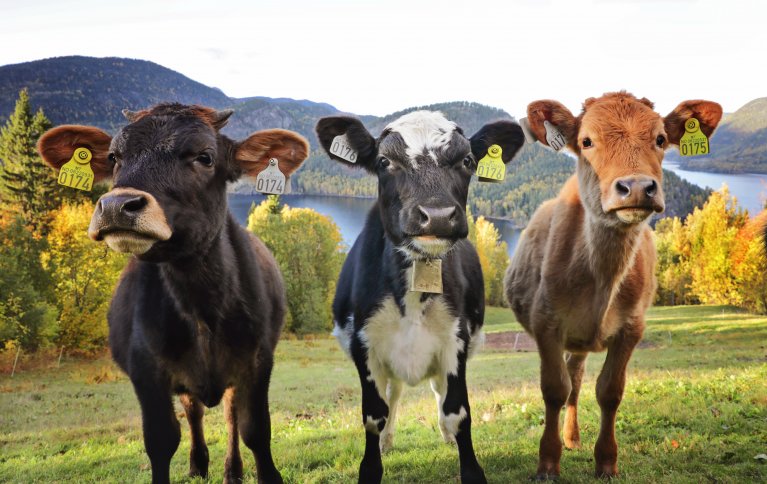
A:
[{"left": 1, "top": 305, "right": 766, "bottom": 483}]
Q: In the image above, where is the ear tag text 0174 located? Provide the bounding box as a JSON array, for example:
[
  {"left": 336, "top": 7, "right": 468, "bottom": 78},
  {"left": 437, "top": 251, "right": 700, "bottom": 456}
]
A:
[
  {"left": 410, "top": 259, "right": 443, "bottom": 293},
  {"left": 544, "top": 120, "right": 567, "bottom": 151},
  {"left": 679, "top": 118, "right": 709, "bottom": 157},
  {"left": 58, "top": 147, "right": 94, "bottom": 191},
  {"left": 476, "top": 144, "right": 505, "bottom": 182},
  {"left": 256, "top": 158, "right": 286, "bottom": 195},
  {"left": 330, "top": 133, "right": 357, "bottom": 163}
]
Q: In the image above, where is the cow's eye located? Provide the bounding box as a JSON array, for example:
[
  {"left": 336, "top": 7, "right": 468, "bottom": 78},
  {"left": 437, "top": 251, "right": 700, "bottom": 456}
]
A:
[
  {"left": 195, "top": 153, "right": 214, "bottom": 167},
  {"left": 377, "top": 157, "right": 390, "bottom": 170},
  {"left": 463, "top": 155, "right": 474, "bottom": 169},
  {"left": 108, "top": 152, "right": 117, "bottom": 163},
  {"left": 582, "top": 138, "right": 593, "bottom": 149},
  {"left": 656, "top": 135, "right": 666, "bottom": 147}
]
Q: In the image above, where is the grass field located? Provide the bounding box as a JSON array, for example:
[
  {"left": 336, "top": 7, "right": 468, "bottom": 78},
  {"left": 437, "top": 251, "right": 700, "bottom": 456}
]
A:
[{"left": 1, "top": 305, "right": 766, "bottom": 483}]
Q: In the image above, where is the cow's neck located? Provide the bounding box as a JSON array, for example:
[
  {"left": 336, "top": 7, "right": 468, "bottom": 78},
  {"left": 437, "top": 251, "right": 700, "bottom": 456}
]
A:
[{"left": 159, "top": 215, "right": 238, "bottom": 323}]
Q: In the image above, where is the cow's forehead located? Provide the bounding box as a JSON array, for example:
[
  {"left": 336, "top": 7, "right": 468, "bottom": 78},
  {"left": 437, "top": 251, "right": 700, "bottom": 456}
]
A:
[
  {"left": 382, "top": 111, "right": 465, "bottom": 165},
  {"left": 113, "top": 115, "right": 216, "bottom": 154}
]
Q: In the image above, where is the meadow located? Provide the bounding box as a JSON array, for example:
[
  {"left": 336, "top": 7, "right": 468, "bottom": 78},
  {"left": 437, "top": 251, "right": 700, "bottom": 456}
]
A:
[{"left": 1, "top": 305, "right": 765, "bottom": 483}]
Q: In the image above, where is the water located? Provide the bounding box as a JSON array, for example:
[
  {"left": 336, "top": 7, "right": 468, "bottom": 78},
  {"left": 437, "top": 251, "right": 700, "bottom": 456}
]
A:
[
  {"left": 228, "top": 194, "right": 523, "bottom": 254},
  {"left": 664, "top": 162, "right": 767, "bottom": 215}
]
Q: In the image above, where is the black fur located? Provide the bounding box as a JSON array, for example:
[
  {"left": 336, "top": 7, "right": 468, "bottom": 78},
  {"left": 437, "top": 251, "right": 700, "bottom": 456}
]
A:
[
  {"left": 316, "top": 113, "right": 524, "bottom": 484},
  {"left": 104, "top": 105, "right": 290, "bottom": 484}
]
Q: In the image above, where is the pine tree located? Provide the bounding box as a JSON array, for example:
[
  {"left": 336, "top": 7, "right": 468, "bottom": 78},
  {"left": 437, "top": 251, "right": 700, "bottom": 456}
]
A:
[{"left": 0, "top": 89, "right": 66, "bottom": 233}]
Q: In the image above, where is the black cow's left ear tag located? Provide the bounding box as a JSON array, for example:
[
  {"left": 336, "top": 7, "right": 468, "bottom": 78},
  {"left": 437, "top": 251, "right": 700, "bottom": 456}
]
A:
[
  {"left": 256, "top": 158, "right": 286, "bottom": 195},
  {"left": 410, "top": 259, "right": 443, "bottom": 293}
]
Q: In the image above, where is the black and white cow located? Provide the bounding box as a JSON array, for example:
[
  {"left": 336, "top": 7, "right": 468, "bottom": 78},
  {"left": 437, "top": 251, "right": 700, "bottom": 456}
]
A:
[{"left": 316, "top": 111, "right": 525, "bottom": 483}]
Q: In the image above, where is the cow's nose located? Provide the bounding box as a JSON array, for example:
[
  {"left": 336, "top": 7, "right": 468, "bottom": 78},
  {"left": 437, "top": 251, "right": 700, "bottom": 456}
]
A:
[
  {"left": 417, "top": 205, "right": 457, "bottom": 234},
  {"left": 98, "top": 194, "right": 148, "bottom": 219},
  {"left": 614, "top": 178, "right": 657, "bottom": 199}
]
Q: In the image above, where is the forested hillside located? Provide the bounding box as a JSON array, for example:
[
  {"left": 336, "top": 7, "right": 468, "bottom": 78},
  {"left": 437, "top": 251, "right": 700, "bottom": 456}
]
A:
[{"left": 1, "top": 56, "right": 711, "bottom": 225}]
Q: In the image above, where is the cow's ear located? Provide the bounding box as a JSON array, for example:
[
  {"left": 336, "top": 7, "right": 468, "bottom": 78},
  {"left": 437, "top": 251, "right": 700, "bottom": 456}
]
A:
[
  {"left": 235, "top": 129, "right": 309, "bottom": 178},
  {"left": 525, "top": 100, "right": 579, "bottom": 152},
  {"left": 470, "top": 120, "right": 525, "bottom": 164},
  {"left": 316, "top": 116, "right": 377, "bottom": 172},
  {"left": 664, "top": 100, "right": 723, "bottom": 145},
  {"left": 37, "top": 125, "right": 114, "bottom": 181}
]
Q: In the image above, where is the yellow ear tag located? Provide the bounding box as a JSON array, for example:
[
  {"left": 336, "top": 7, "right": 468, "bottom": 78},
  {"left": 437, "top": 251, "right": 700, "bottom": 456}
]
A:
[
  {"left": 476, "top": 144, "right": 505, "bottom": 182},
  {"left": 679, "top": 118, "right": 709, "bottom": 157},
  {"left": 57, "top": 147, "right": 94, "bottom": 191}
]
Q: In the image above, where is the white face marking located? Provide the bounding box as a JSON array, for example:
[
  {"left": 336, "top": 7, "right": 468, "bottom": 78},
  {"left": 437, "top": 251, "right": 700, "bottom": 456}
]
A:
[
  {"left": 385, "top": 110, "right": 457, "bottom": 166},
  {"left": 360, "top": 286, "right": 463, "bottom": 388}
]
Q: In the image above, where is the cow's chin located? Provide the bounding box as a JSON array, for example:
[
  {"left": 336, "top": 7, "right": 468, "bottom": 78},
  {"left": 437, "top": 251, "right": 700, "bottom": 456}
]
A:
[
  {"left": 614, "top": 208, "right": 653, "bottom": 224},
  {"left": 407, "top": 236, "right": 454, "bottom": 258},
  {"left": 103, "top": 231, "right": 160, "bottom": 255}
]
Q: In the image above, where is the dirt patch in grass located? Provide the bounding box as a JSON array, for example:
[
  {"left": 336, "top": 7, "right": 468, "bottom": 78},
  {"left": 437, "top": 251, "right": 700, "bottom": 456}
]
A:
[{"left": 485, "top": 331, "right": 537, "bottom": 351}]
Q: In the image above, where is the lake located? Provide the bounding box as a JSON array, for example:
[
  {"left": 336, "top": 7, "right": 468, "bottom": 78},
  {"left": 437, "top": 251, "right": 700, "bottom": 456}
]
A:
[{"left": 229, "top": 166, "right": 765, "bottom": 257}]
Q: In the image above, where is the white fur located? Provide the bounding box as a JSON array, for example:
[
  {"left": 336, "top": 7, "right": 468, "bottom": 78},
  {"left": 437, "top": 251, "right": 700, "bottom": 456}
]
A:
[
  {"left": 385, "top": 111, "right": 457, "bottom": 166},
  {"left": 332, "top": 315, "right": 354, "bottom": 358},
  {"left": 442, "top": 406, "right": 468, "bottom": 437},
  {"left": 364, "top": 415, "right": 384, "bottom": 435},
  {"left": 360, "top": 291, "right": 462, "bottom": 389}
]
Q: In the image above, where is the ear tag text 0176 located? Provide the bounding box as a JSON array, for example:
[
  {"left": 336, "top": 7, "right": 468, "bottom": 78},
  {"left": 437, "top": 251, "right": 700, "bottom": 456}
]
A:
[
  {"left": 544, "top": 120, "right": 567, "bottom": 151},
  {"left": 476, "top": 144, "right": 505, "bottom": 183},
  {"left": 410, "top": 259, "right": 443, "bottom": 294},
  {"left": 58, "top": 147, "right": 94, "bottom": 191},
  {"left": 256, "top": 158, "right": 286, "bottom": 195},
  {"left": 330, "top": 133, "right": 357, "bottom": 163},
  {"left": 679, "top": 118, "right": 709, "bottom": 157}
]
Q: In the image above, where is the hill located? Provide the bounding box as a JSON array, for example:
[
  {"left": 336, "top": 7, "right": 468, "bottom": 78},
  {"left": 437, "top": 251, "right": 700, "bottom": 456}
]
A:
[
  {"left": 672, "top": 97, "right": 767, "bottom": 174},
  {"left": 0, "top": 55, "right": 710, "bottom": 225}
]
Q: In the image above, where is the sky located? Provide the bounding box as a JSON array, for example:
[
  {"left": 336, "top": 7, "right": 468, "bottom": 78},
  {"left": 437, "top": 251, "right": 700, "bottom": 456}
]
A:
[{"left": 0, "top": 0, "right": 764, "bottom": 118}]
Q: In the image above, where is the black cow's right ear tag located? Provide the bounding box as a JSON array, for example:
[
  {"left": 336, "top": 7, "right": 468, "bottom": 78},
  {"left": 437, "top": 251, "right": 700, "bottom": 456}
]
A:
[
  {"left": 330, "top": 134, "right": 358, "bottom": 163},
  {"left": 410, "top": 259, "right": 443, "bottom": 293},
  {"left": 256, "top": 158, "right": 286, "bottom": 195}
]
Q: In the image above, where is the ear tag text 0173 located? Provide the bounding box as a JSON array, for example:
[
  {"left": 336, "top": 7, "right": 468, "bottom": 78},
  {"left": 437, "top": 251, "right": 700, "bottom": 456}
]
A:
[
  {"left": 256, "top": 158, "right": 286, "bottom": 195},
  {"left": 679, "top": 118, "right": 709, "bottom": 157},
  {"left": 410, "top": 259, "right": 443, "bottom": 293},
  {"left": 58, "top": 147, "right": 94, "bottom": 191},
  {"left": 330, "top": 133, "right": 357, "bottom": 163},
  {"left": 476, "top": 144, "right": 505, "bottom": 182},
  {"left": 544, "top": 120, "right": 567, "bottom": 151}
]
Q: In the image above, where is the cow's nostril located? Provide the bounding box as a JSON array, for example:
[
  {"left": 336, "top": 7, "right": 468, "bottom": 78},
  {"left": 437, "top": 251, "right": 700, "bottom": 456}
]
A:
[
  {"left": 645, "top": 180, "right": 658, "bottom": 198},
  {"left": 122, "top": 196, "right": 147, "bottom": 213},
  {"left": 446, "top": 206, "right": 457, "bottom": 222},
  {"left": 417, "top": 205, "right": 430, "bottom": 225},
  {"left": 615, "top": 180, "right": 631, "bottom": 197}
]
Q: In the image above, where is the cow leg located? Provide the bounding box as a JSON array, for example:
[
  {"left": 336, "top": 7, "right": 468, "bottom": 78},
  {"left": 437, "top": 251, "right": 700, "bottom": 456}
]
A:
[
  {"left": 132, "top": 375, "right": 180, "bottom": 484},
  {"left": 563, "top": 353, "right": 587, "bottom": 450},
  {"left": 594, "top": 324, "right": 642, "bottom": 478},
  {"left": 430, "top": 375, "right": 455, "bottom": 444},
  {"left": 351, "top": 342, "right": 388, "bottom": 484},
  {"left": 179, "top": 393, "right": 209, "bottom": 478},
  {"left": 535, "top": 332, "right": 571, "bottom": 480},
  {"left": 439, "top": 356, "right": 486, "bottom": 484},
  {"left": 236, "top": 354, "right": 282, "bottom": 484},
  {"left": 379, "top": 379, "right": 403, "bottom": 453},
  {"left": 223, "top": 388, "right": 243, "bottom": 484}
]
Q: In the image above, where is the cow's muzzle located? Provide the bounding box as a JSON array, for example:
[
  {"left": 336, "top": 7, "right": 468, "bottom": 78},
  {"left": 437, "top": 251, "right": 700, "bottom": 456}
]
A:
[
  {"left": 88, "top": 188, "right": 172, "bottom": 254},
  {"left": 603, "top": 175, "right": 665, "bottom": 224}
]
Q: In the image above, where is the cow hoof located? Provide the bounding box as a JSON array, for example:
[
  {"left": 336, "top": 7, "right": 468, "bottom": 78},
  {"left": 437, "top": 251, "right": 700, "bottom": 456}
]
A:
[
  {"left": 461, "top": 465, "right": 487, "bottom": 484},
  {"left": 563, "top": 438, "right": 581, "bottom": 450},
  {"left": 532, "top": 473, "right": 559, "bottom": 481},
  {"left": 595, "top": 464, "right": 619, "bottom": 479},
  {"left": 256, "top": 470, "right": 283, "bottom": 484},
  {"left": 223, "top": 475, "right": 243, "bottom": 484},
  {"left": 439, "top": 427, "right": 456, "bottom": 445},
  {"left": 358, "top": 461, "right": 383, "bottom": 484},
  {"left": 379, "top": 432, "right": 394, "bottom": 453}
]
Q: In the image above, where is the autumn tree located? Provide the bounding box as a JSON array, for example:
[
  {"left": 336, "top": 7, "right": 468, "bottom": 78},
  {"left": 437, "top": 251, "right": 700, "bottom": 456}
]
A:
[
  {"left": 248, "top": 198, "right": 345, "bottom": 335},
  {"left": 468, "top": 211, "right": 510, "bottom": 307}
]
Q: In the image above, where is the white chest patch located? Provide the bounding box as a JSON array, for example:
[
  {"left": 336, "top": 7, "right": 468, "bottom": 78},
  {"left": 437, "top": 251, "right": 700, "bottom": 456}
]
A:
[{"left": 359, "top": 292, "right": 463, "bottom": 388}]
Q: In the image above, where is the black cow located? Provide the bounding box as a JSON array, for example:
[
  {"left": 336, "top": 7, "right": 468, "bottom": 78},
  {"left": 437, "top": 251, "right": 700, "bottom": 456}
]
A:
[
  {"left": 316, "top": 111, "right": 525, "bottom": 483},
  {"left": 37, "top": 104, "right": 309, "bottom": 484}
]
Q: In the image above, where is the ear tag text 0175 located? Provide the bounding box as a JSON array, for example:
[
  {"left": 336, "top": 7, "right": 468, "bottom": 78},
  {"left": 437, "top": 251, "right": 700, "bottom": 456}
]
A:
[
  {"left": 58, "top": 147, "right": 94, "bottom": 191},
  {"left": 544, "top": 120, "right": 567, "bottom": 151},
  {"left": 330, "top": 133, "right": 357, "bottom": 163},
  {"left": 476, "top": 144, "right": 505, "bottom": 182},
  {"left": 256, "top": 158, "right": 286, "bottom": 195},
  {"left": 410, "top": 259, "right": 443, "bottom": 294},
  {"left": 679, "top": 118, "right": 709, "bottom": 157}
]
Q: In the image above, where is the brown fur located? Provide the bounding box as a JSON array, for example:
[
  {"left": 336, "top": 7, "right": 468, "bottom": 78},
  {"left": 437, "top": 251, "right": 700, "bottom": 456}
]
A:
[
  {"left": 236, "top": 129, "right": 309, "bottom": 178},
  {"left": 506, "top": 92, "right": 721, "bottom": 479}
]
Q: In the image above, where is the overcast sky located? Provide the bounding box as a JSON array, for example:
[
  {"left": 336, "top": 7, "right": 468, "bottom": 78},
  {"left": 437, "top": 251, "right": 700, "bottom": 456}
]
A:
[{"left": 1, "top": 0, "right": 764, "bottom": 118}]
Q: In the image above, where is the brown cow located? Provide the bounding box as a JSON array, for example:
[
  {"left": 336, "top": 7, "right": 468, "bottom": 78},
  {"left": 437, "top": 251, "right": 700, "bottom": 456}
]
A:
[{"left": 505, "top": 92, "right": 721, "bottom": 479}]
